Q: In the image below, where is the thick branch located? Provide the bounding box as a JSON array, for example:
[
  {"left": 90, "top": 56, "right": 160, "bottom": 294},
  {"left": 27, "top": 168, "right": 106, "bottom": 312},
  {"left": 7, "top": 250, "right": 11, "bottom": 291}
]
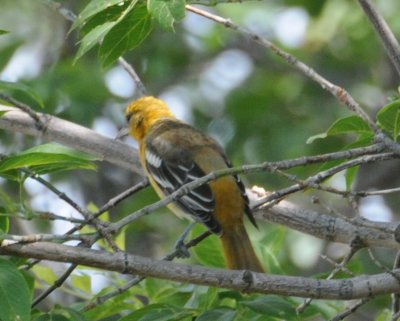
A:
[
  {"left": 2, "top": 241, "right": 400, "bottom": 300},
  {"left": 258, "top": 201, "right": 399, "bottom": 249},
  {"left": 0, "top": 105, "right": 142, "bottom": 175}
]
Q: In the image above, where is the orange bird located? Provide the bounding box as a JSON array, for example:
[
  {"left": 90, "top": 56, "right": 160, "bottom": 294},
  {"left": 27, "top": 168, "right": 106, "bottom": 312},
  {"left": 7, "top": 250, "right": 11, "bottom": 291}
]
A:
[{"left": 125, "top": 96, "right": 264, "bottom": 272}]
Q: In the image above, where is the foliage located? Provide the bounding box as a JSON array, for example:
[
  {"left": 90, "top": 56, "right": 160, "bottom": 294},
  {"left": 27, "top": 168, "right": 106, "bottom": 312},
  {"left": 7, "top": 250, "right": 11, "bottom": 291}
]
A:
[
  {"left": 0, "top": 143, "right": 98, "bottom": 180},
  {"left": 0, "top": 258, "right": 31, "bottom": 321},
  {"left": 73, "top": 0, "right": 185, "bottom": 67}
]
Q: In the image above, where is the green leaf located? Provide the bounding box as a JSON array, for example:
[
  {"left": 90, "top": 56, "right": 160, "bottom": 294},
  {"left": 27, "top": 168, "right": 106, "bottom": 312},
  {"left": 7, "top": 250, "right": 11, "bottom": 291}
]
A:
[
  {"left": 72, "top": 0, "right": 125, "bottom": 31},
  {"left": 306, "top": 132, "right": 327, "bottom": 144},
  {"left": 84, "top": 289, "right": 134, "bottom": 320},
  {"left": 375, "top": 309, "right": 391, "bottom": 321},
  {"left": 74, "top": 1, "right": 138, "bottom": 63},
  {"left": 74, "top": 21, "right": 117, "bottom": 62},
  {"left": 307, "top": 115, "right": 372, "bottom": 144},
  {"left": 0, "top": 190, "right": 18, "bottom": 214},
  {"left": 243, "top": 296, "right": 299, "bottom": 321},
  {"left": 32, "top": 313, "right": 70, "bottom": 321},
  {"left": 148, "top": 0, "right": 185, "bottom": 31},
  {"left": 0, "top": 143, "right": 97, "bottom": 175},
  {"left": 143, "top": 278, "right": 175, "bottom": 300},
  {"left": 185, "top": 286, "right": 218, "bottom": 310},
  {"left": 63, "top": 308, "right": 88, "bottom": 321},
  {"left": 0, "top": 80, "right": 44, "bottom": 108},
  {"left": 259, "top": 225, "right": 286, "bottom": 273},
  {"left": 0, "top": 215, "right": 9, "bottom": 234},
  {"left": 0, "top": 229, "right": 6, "bottom": 242},
  {"left": 316, "top": 132, "right": 374, "bottom": 173},
  {"left": 0, "top": 30, "right": 9, "bottom": 36},
  {"left": 0, "top": 40, "right": 23, "bottom": 71},
  {"left": 377, "top": 99, "right": 400, "bottom": 141},
  {"left": 196, "top": 308, "right": 237, "bottom": 321},
  {"left": 71, "top": 273, "right": 92, "bottom": 294},
  {"left": 345, "top": 166, "right": 359, "bottom": 191},
  {"left": 326, "top": 115, "right": 371, "bottom": 135},
  {"left": 99, "top": 5, "right": 153, "bottom": 67},
  {"left": 32, "top": 265, "right": 58, "bottom": 286},
  {"left": 0, "top": 258, "right": 31, "bottom": 321},
  {"left": 119, "top": 303, "right": 192, "bottom": 321},
  {"left": 191, "top": 224, "right": 225, "bottom": 268},
  {"left": 344, "top": 132, "right": 374, "bottom": 149},
  {"left": 0, "top": 110, "right": 9, "bottom": 118}
]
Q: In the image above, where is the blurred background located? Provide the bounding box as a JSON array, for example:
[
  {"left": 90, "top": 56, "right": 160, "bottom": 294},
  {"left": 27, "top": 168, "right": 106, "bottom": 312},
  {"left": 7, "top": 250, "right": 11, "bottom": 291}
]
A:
[{"left": 0, "top": 0, "right": 400, "bottom": 319}]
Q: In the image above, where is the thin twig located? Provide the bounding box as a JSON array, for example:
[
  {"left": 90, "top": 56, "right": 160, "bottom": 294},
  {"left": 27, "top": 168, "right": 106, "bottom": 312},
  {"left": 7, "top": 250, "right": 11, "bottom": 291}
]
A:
[
  {"left": 28, "top": 181, "right": 150, "bottom": 273},
  {"left": 329, "top": 298, "right": 370, "bottom": 321},
  {"left": 392, "top": 252, "right": 400, "bottom": 315},
  {"left": 1, "top": 233, "right": 94, "bottom": 244},
  {"left": 186, "top": 4, "right": 400, "bottom": 157},
  {"left": 118, "top": 58, "right": 148, "bottom": 97},
  {"left": 356, "top": 187, "right": 400, "bottom": 196},
  {"left": 368, "top": 249, "right": 400, "bottom": 284},
  {"left": 21, "top": 168, "right": 119, "bottom": 251},
  {"left": 32, "top": 263, "right": 80, "bottom": 307},
  {"left": 30, "top": 232, "right": 101, "bottom": 308},
  {"left": 46, "top": 1, "right": 148, "bottom": 97},
  {"left": 30, "top": 181, "right": 150, "bottom": 306},
  {"left": 106, "top": 153, "right": 395, "bottom": 233},
  {"left": 21, "top": 169, "right": 120, "bottom": 307},
  {"left": 22, "top": 170, "right": 89, "bottom": 218},
  {"left": 254, "top": 152, "right": 395, "bottom": 209},
  {"left": 185, "top": 5, "right": 378, "bottom": 133},
  {"left": 2, "top": 211, "right": 86, "bottom": 224},
  {"left": 84, "top": 230, "right": 211, "bottom": 310},
  {"left": 93, "top": 179, "right": 149, "bottom": 216},
  {"left": 358, "top": 0, "right": 400, "bottom": 77},
  {"left": 392, "top": 310, "right": 400, "bottom": 321},
  {"left": 0, "top": 93, "right": 44, "bottom": 128},
  {"left": 297, "top": 238, "right": 363, "bottom": 313},
  {"left": 108, "top": 149, "right": 393, "bottom": 233},
  {"left": 320, "top": 255, "right": 355, "bottom": 277}
]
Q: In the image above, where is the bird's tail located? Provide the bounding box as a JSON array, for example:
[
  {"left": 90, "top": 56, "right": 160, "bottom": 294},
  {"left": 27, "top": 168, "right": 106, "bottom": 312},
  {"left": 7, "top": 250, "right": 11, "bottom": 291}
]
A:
[{"left": 220, "top": 223, "right": 264, "bottom": 272}]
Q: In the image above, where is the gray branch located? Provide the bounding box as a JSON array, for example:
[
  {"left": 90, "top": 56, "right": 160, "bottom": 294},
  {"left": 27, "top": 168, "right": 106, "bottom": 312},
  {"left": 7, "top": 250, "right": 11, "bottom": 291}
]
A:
[
  {"left": 258, "top": 201, "right": 400, "bottom": 249},
  {"left": 1, "top": 241, "right": 400, "bottom": 300},
  {"left": 358, "top": 0, "right": 400, "bottom": 77},
  {"left": 0, "top": 105, "right": 143, "bottom": 175}
]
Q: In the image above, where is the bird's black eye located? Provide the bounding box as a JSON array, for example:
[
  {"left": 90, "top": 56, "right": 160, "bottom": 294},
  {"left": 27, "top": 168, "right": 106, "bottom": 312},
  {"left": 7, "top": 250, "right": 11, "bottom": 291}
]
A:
[{"left": 126, "top": 112, "right": 132, "bottom": 122}]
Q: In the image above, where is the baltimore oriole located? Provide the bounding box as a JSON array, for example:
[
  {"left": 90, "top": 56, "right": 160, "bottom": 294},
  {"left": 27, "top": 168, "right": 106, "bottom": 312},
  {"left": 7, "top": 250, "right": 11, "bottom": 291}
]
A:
[{"left": 125, "top": 96, "right": 264, "bottom": 272}]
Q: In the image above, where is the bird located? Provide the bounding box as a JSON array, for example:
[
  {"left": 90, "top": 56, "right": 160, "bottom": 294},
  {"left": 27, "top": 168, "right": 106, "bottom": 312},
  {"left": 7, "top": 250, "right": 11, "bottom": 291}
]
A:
[{"left": 125, "top": 96, "right": 264, "bottom": 272}]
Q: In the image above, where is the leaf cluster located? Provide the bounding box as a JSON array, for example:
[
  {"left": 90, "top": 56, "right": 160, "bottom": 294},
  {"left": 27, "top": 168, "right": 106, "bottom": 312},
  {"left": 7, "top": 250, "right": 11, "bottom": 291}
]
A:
[{"left": 73, "top": 0, "right": 185, "bottom": 67}]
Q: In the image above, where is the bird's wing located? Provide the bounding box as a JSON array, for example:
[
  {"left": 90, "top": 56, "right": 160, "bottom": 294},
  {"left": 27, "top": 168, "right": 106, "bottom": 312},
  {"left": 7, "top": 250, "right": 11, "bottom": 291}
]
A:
[{"left": 145, "top": 138, "right": 221, "bottom": 234}]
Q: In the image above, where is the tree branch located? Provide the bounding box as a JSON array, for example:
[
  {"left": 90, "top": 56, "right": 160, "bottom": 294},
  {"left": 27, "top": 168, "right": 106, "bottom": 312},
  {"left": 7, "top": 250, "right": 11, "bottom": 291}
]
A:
[
  {"left": 2, "top": 241, "right": 400, "bottom": 300},
  {"left": 257, "top": 200, "right": 399, "bottom": 249},
  {"left": 0, "top": 105, "right": 142, "bottom": 175},
  {"left": 358, "top": 0, "right": 400, "bottom": 77},
  {"left": 118, "top": 57, "right": 148, "bottom": 97}
]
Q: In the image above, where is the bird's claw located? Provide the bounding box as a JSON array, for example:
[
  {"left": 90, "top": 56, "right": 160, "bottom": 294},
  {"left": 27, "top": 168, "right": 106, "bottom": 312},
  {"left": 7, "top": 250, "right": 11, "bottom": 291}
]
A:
[{"left": 174, "top": 239, "right": 190, "bottom": 258}]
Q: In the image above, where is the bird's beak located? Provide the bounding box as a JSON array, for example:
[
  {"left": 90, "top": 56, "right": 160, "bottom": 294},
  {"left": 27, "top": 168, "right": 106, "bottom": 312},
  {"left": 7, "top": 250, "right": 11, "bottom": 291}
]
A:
[{"left": 115, "top": 126, "right": 129, "bottom": 140}]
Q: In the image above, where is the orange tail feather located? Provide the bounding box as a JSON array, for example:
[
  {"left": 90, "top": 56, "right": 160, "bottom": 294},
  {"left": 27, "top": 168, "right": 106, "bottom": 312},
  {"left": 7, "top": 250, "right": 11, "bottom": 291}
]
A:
[{"left": 220, "top": 224, "right": 264, "bottom": 272}]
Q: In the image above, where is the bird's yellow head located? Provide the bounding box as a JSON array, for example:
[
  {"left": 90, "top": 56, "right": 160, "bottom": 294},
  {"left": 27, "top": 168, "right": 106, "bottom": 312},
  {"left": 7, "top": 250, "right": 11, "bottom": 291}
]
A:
[{"left": 125, "top": 96, "right": 175, "bottom": 141}]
